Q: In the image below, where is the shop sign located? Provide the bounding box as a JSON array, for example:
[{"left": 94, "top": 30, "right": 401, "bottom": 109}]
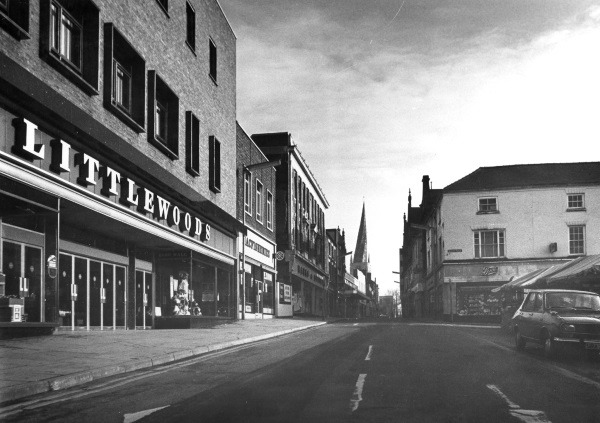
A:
[
  {"left": 482, "top": 266, "right": 498, "bottom": 276},
  {"left": 245, "top": 230, "right": 274, "bottom": 267},
  {"left": 47, "top": 255, "right": 57, "bottom": 278},
  {"left": 11, "top": 117, "right": 210, "bottom": 242},
  {"left": 279, "top": 282, "right": 292, "bottom": 304},
  {"left": 293, "top": 263, "right": 325, "bottom": 285}
]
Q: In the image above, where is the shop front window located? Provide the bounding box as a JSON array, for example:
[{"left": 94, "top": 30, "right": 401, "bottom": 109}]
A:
[
  {"left": 89, "top": 260, "right": 101, "bottom": 326},
  {"left": 2, "top": 241, "right": 43, "bottom": 322},
  {"left": 262, "top": 272, "right": 274, "bottom": 314},
  {"left": 74, "top": 257, "right": 88, "bottom": 327},
  {"left": 103, "top": 263, "right": 114, "bottom": 327}
]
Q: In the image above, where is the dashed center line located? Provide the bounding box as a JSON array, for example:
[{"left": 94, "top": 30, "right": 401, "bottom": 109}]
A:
[
  {"left": 350, "top": 374, "right": 367, "bottom": 412},
  {"left": 365, "top": 345, "right": 373, "bottom": 361}
]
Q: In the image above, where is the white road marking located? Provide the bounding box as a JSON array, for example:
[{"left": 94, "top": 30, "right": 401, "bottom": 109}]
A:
[
  {"left": 123, "top": 406, "right": 169, "bottom": 423},
  {"left": 353, "top": 323, "right": 359, "bottom": 326},
  {"left": 487, "top": 385, "right": 551, "bottom": 423},
  {"left": 350, "top": 374, "right": 367, "bottom": 412},
  {"left": 365, "top": 345, "right": 373, "bottom": 361}
]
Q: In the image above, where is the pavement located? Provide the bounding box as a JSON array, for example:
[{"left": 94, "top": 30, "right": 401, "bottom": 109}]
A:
[{"left": 0, "top": 317, "right": 330, "bottom": 404}]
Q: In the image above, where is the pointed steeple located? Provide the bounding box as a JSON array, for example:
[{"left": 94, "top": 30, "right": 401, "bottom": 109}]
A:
[{"left": 353, "top": 201, "right": 370, "bottom": 274}]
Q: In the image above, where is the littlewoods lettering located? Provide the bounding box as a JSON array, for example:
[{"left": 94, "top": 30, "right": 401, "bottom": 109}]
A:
[{"left": 13, "top": 117, "right": 210, "bottom": 242}]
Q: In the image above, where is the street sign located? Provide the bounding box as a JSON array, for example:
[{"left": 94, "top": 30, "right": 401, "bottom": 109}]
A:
[{"left": 275, "top": 251, "right": 285, "bottom": 261}]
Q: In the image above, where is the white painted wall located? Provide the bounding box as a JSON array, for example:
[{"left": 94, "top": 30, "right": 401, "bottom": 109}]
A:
[{"left": 442, "top": 186, "right": 600, "bottom": 261}]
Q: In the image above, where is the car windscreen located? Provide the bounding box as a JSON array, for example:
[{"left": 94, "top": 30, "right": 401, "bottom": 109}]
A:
[{"left": 545, "top": 292, "right": 600, "bottom": 311}]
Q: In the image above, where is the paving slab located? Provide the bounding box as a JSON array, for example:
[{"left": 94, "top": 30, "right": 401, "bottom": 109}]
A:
[{"left": 0, "top": 318, "right": 327, "bottom": 404}]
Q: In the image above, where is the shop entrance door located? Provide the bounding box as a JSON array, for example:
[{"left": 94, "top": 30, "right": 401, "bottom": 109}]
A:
[{"left": 2, "top": 241, "right": 43, "bottom": 322}]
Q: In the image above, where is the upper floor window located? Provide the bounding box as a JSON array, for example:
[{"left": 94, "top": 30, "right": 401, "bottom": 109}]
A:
[
  {"left": 0, "top": 0, "right": 30, "bottom": 40},
  {"left": 244, "top": 171, "right": 251, "bottom": 214},
  {"left": 41, "top": 0, "right": 99, "bottom": 95},
  {"left": 567, "top": 194, "right": 585, "bottom": 210},
  {"left": 474, "top": 230, "right": 505, "bottom": 258},
  {"left": 477, "top": 197, "right": 498, "bottom": 214},
  {"left": 185, "top": 112, "right": 200, "bottom": 176},
  {"left": 569, "top": 225, "right": 585, "bottom": 255},
  {"left": 266, "top": 191, "right": 273, "bottom": 230},
  {"left": 256, "top": 180, "right": 263, "bottom": 223},
  {"left": 148, "top": 70, "right": 179, "bottom": 159},
  {"left": 209, "top": 136, "right": 221, "bottom": 193},
  {"left": 104, "top": 23, "right": 145, "bottom": 133},
  {"left": 209, "top": 38, "right": 217, "bottom": 82},
  {"left": 186, "top": 1, "right": 195, "bottom": 52},
  {"left": 155, "top": 0, "right": 168, "bottom": 16}
]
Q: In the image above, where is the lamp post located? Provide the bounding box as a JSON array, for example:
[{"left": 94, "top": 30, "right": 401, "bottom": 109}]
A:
[
  {"left": 392, "top": 270, "right": 401, "bottom": 318},
  {"left": 241, "top": 160, "right": 281, "bottom": 320}
]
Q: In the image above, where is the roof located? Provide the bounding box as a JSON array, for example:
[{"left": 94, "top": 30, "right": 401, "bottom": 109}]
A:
[
  {"left": 542, "top": 255, "right": 600, "bottom": 282},
  {"left": 491, "top": 266, "right": 560, "bottom": 292},
  {"left": 445, "top": 162, "right": 600, "bottom": 192}
]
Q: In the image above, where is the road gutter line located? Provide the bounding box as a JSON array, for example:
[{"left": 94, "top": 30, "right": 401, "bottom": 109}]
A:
[
  {"left": 365, "top": 345, "right": 373, "bottom": 361},
  {"left": 350, "top": 374, "right": 367, "bottom": 412}
]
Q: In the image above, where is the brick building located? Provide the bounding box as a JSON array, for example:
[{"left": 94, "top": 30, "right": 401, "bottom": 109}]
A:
[
  {"left": 235, "top": 122, "right": 280, "bottom": 318},
  {"left": 0, "top": 0, "right": 239, "bottom": 331}
]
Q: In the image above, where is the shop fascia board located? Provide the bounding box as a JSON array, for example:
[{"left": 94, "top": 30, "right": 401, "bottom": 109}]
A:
[{"left": 1, "top": 158, "right": 234, "bottom": 265}]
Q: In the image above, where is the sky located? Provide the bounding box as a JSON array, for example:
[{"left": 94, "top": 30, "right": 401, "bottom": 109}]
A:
[{"left": 218, "top": 0, "right": 600, "bottom": 296}]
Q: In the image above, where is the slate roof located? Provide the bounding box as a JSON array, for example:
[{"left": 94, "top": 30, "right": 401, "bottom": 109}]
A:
[{"left": 445, "top": 162, "right": 600, "bottom": 192}]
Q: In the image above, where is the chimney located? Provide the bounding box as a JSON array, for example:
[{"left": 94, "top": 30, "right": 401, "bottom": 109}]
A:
[{"left": 422, "top": 175, "right": 430, "bottom": 198}]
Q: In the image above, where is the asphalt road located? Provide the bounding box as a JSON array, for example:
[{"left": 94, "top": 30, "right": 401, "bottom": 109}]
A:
[{"left": 3, "top": 321, "right": 600, "bottom": 423}]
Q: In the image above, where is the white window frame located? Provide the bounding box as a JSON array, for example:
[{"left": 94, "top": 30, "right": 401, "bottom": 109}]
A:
[
  {"left": 266, "top": 190, "right": 273, "bottom": 230},
  {"left": 567, "top": 193, "right": 585, "bottom": 210},
  {"left": 478, "top": 197, "right": 498, "bottom": 213},
  {"left": 256, "top": 180, "right": 263, "bottom": 223},
  {"left": 568, "top": 225, "right": 585, "bottom": 255},
  {"left": 473, "top": 229, "right": 505, "bottom": 258},
  {"left": 244, "top": 171, "right": 251, "bottom": 215},
  {"left": 50, "top": 1, "right": 82, "bottom": 71}
]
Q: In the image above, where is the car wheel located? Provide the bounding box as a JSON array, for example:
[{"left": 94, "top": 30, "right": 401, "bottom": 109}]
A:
[
  {"left": 543, "top": 332, "right": 556, "bottom": 358},
  {"left": 515, "top": 328, "right": 526, "bottom": 351}
]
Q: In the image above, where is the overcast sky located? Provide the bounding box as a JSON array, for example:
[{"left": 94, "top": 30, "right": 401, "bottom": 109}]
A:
[{"left": 219, "top": 0, "right": 600, "bottom": 295}]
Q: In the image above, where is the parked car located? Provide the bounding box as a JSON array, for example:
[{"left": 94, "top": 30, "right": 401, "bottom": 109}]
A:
[{"left": 512, "top": 289, "right": 600, "bottom": 360}]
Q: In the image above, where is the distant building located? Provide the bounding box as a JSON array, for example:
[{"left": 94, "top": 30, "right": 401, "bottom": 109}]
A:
[
  {"left": 350, "top": 202, "right": 378, "bottom": 317},
  {"left": 326, "top": 227, "right": 347, "bottom": 317},
  {"left": 252, "top": 132, "right": 329, "bottom": 317},
  {"left": 401, "top": 163, "right": 600, "bottom": 322}
]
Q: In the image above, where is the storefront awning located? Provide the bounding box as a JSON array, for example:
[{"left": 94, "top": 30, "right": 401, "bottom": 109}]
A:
[
  {"left": 533, "top": 255, "right": 600, "bottom": 289},
  {"left": 491, "top": 266, "right": 559, "bottom": 293}
]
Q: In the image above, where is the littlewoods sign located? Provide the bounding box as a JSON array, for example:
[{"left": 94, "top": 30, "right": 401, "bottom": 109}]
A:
[{"left": 12, "top": 117, "right": 210, "bottom": 242}]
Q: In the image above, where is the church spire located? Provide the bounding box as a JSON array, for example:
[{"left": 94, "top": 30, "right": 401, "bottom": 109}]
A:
[{"left": 353, "top": 201, "right": 370, "bottom": 274}]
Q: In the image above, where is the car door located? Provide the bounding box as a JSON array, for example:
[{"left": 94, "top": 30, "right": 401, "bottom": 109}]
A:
[
  {"left": 515, "top": 292, "right": 536, "bottom": 338},
  {"left": 529, "top": 292, "right": 545, "bottom": 342}
]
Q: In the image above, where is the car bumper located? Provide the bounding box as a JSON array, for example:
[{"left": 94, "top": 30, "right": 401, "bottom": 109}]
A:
[{"left": 553, "top": 338, "right": 600, "bottom": 349}]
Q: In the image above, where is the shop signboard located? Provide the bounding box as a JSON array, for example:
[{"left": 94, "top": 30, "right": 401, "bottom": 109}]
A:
[
  {"left": 245, "top": 230, "right": 275, "bottom": 268},
  {"left": 279, "top": 283, "right": 292, "bottom": 304}
]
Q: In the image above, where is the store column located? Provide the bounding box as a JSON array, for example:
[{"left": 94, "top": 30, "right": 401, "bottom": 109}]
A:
[
  {"left": 127, "top": 245, "right": 136, "bottom": 329},
  {"left": 44, "top": 209, "right": 59, "bottom": 323}
]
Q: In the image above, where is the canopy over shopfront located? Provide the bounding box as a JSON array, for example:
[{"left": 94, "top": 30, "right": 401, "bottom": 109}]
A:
[
  {"left": 491, "top": 266, "right": 561, "bottom": 293},
  {"left": 530, "top": 254, "right": 600, "bottom": 292}
]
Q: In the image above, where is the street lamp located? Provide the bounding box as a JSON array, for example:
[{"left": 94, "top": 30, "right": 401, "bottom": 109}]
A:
[{"left": 241, "top": 160, "right": 281, "bottom": 320}]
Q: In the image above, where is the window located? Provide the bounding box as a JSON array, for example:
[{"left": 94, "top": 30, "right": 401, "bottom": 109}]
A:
[
  {"left": 256, "top": 180, "right": 263, "bottom": 222},
  {"left": 0, "top": 0, "right": 30, "bottom": 40},
  {"left": 185, "top": 112, "right": 200, "bottom": 176},
  {"left": 267, "top": 191, "right": 273, "bottom": 230},
  {"left": 41, "top": 0, "right": 99, "bottom": 94},
  {"left": 209, "top": 39, "right": 217, "bottom": 82},
  {"left": 104, "top": 23, "right": 145, "bottom": 133},
  {"left": 567, "top": 194, "right": 585, "bottom": 210},
  {"left": 209, "top": 136, "right": 221, "bottom": 193},
  {"left": 478, "top": 197, "right": 498, "bottom": 213},
  {"left": 148, "top": 70, "right": 179, "bottom": 159},
  {"left": 186, "top": 1, "right": 195, "bottom": 52},
  {"left": 569, "top": 226, "right": 585, "bottom": 255},
  {"left": 155, "top": 0, "right": 168, "bottom": 16},
  {"left": 474, "top": 230, "right": 505, "bottom": 258},
  {"left": 244, "top": 171, "right": 251, "bottom": 214}
]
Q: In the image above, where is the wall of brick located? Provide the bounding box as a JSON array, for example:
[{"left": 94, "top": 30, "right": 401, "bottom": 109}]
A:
[
  {"left": 0, "top": 0, "right": 237, "bottom": 220},
  {"left": 236, "top": 122, "right": 277, "bottom": 243}
]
